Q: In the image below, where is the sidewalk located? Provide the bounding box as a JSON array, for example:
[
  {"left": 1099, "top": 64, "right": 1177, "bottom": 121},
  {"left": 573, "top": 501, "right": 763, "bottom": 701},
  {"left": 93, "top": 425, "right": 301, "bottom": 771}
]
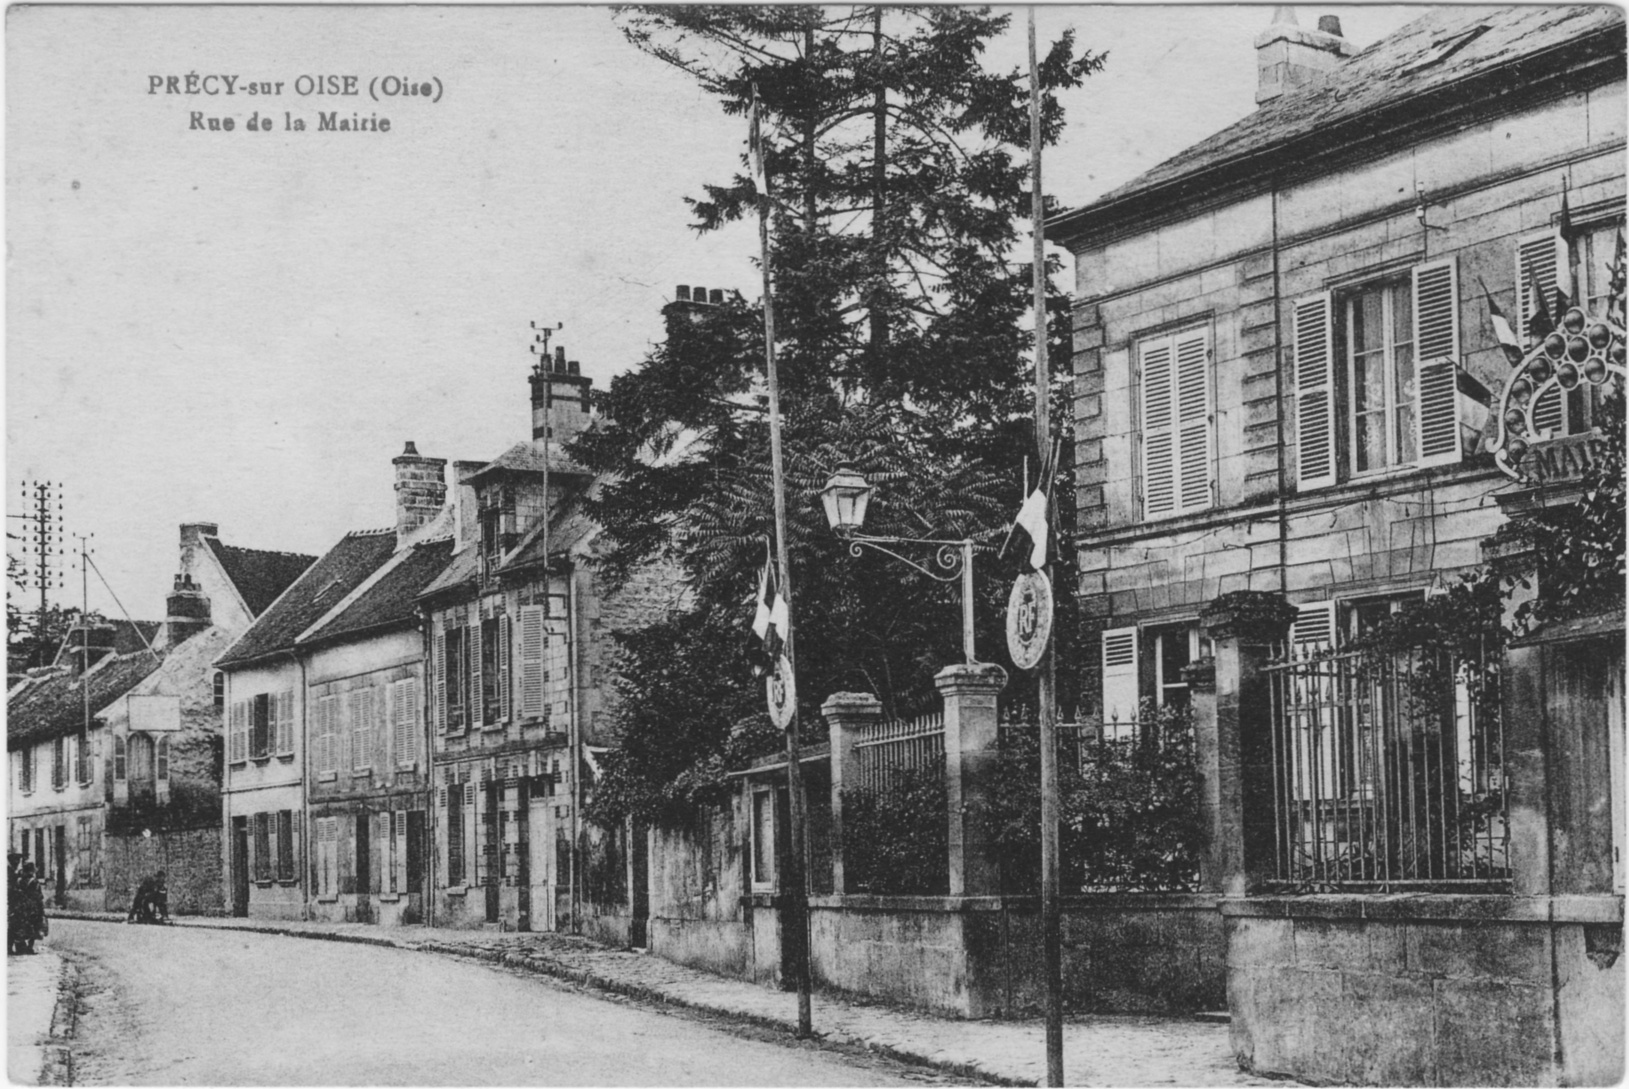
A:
[
  {"left": 50, "top": 910, "right": 1277, "bottom": 1086},
  {"left": 7, "top": 949, "right": 68, "bottom": 1086}
]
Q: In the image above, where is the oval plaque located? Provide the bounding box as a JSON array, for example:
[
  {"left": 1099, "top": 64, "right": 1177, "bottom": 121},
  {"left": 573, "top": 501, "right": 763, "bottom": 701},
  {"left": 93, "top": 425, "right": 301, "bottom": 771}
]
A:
[
  {"left": 1005, "top": 570, "right": 1054, "bottom": 671},
  {"left": 766, "top": 652, "right": 797, "bottom": 729}
]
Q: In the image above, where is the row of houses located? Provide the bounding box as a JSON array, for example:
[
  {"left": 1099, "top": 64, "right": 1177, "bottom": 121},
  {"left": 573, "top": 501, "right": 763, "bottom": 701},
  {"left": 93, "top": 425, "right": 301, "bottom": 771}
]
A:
[{"left": 9, "top": 340, "right": 683, "bottom": 932}]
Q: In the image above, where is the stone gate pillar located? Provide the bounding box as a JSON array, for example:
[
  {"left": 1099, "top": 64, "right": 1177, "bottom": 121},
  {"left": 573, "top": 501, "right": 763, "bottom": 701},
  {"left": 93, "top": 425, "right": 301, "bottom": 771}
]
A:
[
  {"left": 1198, "top": 591, "right": 1297, "bottom": 897},
  {"left": 822, "top": 691, "right": 883, "bottom": 895},
  {"left": 935, "top": 663, "right": 1008, "bottom": 897}
]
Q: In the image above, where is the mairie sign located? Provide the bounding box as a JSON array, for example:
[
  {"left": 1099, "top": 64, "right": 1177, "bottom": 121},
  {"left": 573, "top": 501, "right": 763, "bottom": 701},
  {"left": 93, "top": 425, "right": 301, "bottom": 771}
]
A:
[{"left": 1515, "top": 431, "right": 1610, "bottom": 485}]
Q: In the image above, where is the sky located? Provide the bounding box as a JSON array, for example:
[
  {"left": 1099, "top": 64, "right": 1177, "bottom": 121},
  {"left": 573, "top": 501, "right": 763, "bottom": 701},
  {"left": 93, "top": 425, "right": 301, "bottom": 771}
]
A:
[{"left": 7, "top": 4, "right": 1423, "bottom": 623}]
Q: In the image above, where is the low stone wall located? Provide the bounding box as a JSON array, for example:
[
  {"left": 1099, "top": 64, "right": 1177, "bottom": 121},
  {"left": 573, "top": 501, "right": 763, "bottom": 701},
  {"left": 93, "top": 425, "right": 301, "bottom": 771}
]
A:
[
  {"left": 104, "top": 826, "right": 224, "bottom": 916},
  {"left": 803, "top": 893, "right": 1225, "bottom": 1019},
  {"left": 1225, "top": 895, "right": 1626, "bottom": 1086}
]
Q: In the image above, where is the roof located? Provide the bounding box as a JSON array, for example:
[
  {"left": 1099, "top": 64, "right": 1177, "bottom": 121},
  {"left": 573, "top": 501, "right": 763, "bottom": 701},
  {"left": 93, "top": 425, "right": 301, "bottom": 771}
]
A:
[
  {"left": 504, "top": 502, "right": 598, "bottom": 572},
  {"left": 109, "top": 619, "right": 162, "bottom": 656},
  {"left": 7, "top": 652, "right": 164, "bottom": 749},
  {"left": 298, "top": 538, "right": 454, "bottom": 646},
  {"left": 99, "top": 626, "right": 237, "bottom": 726},
  {"left": 417, "top": 542, "right": 480, "bottom": 600},
  {"left": 205, "top": 538, "right": 318, "bottom": 617},
  {"left": 465, "top": 440, "right": 588, "bottom": 485},
  {"left": 214, "top": 530, "right": 398, "bottom": 668},
  {"left": 1049, "top": 5, "right": 1626, "bottom": 245}
]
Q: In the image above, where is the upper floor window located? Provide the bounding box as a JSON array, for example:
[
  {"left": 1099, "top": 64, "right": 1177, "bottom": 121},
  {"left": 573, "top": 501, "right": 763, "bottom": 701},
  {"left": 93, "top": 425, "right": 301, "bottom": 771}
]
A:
[
  {"left": 1137, "top": 324, "right": 1212, "bottom": 521},
  {"left": 1518, "top": 221, "right": 1624, "bottom": 438},
  {"left": 213, "top": 671, "right": 225, "bottom": 711},
  {"left": 1296, "top": 259, "right": 1461, "bottom": 490},
  {"left": 440, "top": 625, "right": 470, "bottom": 732},
  {"left": 20, "top": 747, "right": 36, "bottom": 793},
  {"left": 52, "top": 737, "right": 67, "bottom": 789}
]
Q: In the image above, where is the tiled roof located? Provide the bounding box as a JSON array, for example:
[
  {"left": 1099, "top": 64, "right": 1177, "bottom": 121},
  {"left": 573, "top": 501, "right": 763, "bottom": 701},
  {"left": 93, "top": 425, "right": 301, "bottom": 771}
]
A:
[
  {"left": 467, "top": 441, "right": 588, "bottom": 483},
  {"left": 110, "top": 620, "right": 162, "bottom": 656},
  {"left": 416, "top": 543, "right": 480, "bottom": 600},
  {"left": 300, "top": 538, "right": 454, "bottom": 645},
  {"left": 503, "top": 502, "right": 598, "bottom": 572},
  {"left": 214, "top": 531, "right": 397, "bottom": 668},
  {"left": 205, "top": 538, "right": 318, "bottom": 617},
  {"left": 7, "top": 652, "right": 164, "bottom": 749},
  {"left": 1049, "top": 5, "right": 1625, "bottom": 241}
]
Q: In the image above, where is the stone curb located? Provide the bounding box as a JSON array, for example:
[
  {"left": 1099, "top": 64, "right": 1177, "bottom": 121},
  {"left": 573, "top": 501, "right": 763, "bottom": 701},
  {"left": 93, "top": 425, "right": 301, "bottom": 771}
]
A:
[{"left": 48, "top": 912, "right": 1031, "bottom": 1086}]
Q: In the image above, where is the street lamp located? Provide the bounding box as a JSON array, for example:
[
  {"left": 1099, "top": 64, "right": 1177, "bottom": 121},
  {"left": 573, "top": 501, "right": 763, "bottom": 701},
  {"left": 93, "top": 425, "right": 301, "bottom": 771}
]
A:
[{"left": 819, "top": 464, "right": 978, "bottom": 663}]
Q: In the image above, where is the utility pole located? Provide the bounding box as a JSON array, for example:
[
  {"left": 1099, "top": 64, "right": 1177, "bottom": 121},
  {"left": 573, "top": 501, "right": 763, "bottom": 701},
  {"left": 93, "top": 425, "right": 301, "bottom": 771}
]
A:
[
  {"left": 1030, "top": 11, "right": 1065, "bottom": 1086},
  {"left": 77, "top": 533, "right": 93, "bottom": 780},
  {"left": 11, "top": 481, "right": 67, "bottom": 668}
]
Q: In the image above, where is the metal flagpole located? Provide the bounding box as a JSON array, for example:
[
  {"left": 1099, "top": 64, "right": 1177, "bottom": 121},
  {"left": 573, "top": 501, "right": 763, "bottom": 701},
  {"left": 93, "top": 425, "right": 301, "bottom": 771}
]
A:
[
  {"left": 753, "top": 84, "right": 813, "bottom": 1037},
  {"left": 1030, "top": 10, "right": 1065, "bottom": 1086}
]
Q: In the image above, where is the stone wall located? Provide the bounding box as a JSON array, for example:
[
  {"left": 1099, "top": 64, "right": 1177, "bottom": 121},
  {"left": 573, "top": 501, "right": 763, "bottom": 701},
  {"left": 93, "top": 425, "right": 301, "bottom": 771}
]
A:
[
  {"left": 646, "top": 802, "right": 756, "bottom": 982},
  {"left": 1225, "top": 897, "right": 1624, "bottom": 1085},
  {"left": 103, "top": 825, "right": 224, "bottom": 916}
]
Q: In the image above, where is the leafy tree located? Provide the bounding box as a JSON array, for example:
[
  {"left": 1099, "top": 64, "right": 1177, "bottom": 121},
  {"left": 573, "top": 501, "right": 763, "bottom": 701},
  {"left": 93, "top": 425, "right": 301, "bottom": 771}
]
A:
[{"left": 580, "top": 6, "right": 1098, "bottom": 721}]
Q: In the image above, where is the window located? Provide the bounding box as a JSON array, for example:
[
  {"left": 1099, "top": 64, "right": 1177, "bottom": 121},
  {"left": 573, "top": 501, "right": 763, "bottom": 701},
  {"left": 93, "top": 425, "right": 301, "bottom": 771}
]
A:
[
  {"left": 253, "top": 812, "right": 272, "bottom": 882},
  {"left": 316, "top": 817, "right": 339, "bottom": 896},
  {"left": 20, "top": 748, "right": 35, "bottom": 793},
  {"left": 316, "top": 694, "right": 339, "bottom": 776},
  {"left": 276, "top": 811, "right": 295, "bottom": 881},
  {"left": 480, "top": 615, "right": 510, "bottom": 726},
  {"left": 751, "top": 788, "right": 776, "bottom": 888},
  {"left": 479, "top": 484, "right": 517, "bottom": 572},
  {"left": 76, "top": 817, "right": 95, "bottom": 885},
  {"left": 1296, "top": 259, "right": 1461, "bottom": 490},
  {"left": 114, "top": 736, "right": 127, "bottom": 781},
  {"left": 250, "top": 693, "right": 272, "bottom": 759},
  {"left": 1153, "top": 626, "right": 1210, "bottom": 712},
  {"left": 518, "top": 605, "right": 547, "bottom": 719},
  {"left": 446, "top": 783, "right": 465, "bottom": 885},
  {"left": 155, "top": 736, "right": 169, "bottom": 782},
  {"left": 275, "top": 691, "right": 294, "bottom": 756},
  {"left": 228, "top": 701, "right": 247, "bottom": 764},
  {"left": 1138, "top": 324, "right": 1212, "bottom": 520},
  {"left": 212, "top": 671, "right": 225, "bottom": 711},
  {"left": 75, "top": 731, "right": 92, "bottom": 784},
  {"left": 1523, "top": 219, "right": 1624, "bottom": 437},
  {"left": 391, "top": 678, "right": 419, "bottom": 768},
  {"left": 441, "top": 625, "right": 470, "bottom": 732},
  {"left": 1099, "top": 624, "right": 1212, "bottom": 731},
  {"left": 52, "top": 737, "right": 66, "bottom": 789},
  {"left": 350, "top": 688, "right": 373, "bottom": 772}
]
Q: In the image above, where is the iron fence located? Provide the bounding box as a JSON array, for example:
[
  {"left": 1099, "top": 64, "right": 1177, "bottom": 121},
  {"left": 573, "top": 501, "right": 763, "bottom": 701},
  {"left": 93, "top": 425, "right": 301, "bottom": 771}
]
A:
[
  {"left": 853, "top": 710, "right": 944, "bottom": 795},
  {"left": 1265, "top": 643, "right": 1509, "bottom": 892}
]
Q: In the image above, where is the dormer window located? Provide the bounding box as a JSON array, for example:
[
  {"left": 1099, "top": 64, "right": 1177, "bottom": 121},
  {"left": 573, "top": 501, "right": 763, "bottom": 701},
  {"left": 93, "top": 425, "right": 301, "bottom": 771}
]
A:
[{"left": 479, "top": 482, "right": 517, "bottom": 573}]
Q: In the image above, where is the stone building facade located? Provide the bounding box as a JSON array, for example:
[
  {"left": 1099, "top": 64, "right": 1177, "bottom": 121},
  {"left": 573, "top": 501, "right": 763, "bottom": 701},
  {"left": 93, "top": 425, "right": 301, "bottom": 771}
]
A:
[{"left": 1049, "top": 6, "right": 1624, "bottom": 1083}]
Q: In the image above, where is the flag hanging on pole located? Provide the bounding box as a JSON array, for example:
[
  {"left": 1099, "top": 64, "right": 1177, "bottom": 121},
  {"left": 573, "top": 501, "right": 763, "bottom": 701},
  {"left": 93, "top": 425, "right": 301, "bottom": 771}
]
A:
[
  {"left": 1557, "top": 183, "right": 1580, "bottom": 316},
  {"left": 1002, "top": 438, "right": 1058, "bottom": 571},
  {"left": 1479, "top": 278, "right": 1525, "bottom": 366},
  {"left": 748, "top": 542, "right": 788, "bottom": 677},
  {"left": 1526, "top": 271, "right": 1555, "bottom": 342},
  {"left": 1609, "top": 225, "right": 1627, "bottom": 326},
  {"left": 748, "top": 84, "right": 769, "bottom": 199}
]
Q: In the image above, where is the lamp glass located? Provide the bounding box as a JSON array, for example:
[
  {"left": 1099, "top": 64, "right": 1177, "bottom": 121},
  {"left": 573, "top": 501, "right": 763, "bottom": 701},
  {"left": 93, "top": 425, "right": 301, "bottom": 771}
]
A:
[{"left": 820, "top": 466, "right": 873, "bottom": 531}]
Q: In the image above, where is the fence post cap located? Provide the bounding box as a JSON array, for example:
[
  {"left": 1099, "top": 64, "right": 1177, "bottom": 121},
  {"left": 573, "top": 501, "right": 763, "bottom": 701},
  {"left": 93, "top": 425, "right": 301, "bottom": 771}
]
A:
[
  {"left": 933, "top": 662, "right": 1008, "bottom": 694},
  {"left": 821, "top": 691, "right": 884, "bottom": 719}
]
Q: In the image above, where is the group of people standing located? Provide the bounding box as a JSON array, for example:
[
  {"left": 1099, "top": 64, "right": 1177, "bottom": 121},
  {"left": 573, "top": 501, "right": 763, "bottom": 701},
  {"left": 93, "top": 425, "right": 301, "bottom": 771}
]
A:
[{"left": 8, "top": 852, "right": 46, "bottom": 955}]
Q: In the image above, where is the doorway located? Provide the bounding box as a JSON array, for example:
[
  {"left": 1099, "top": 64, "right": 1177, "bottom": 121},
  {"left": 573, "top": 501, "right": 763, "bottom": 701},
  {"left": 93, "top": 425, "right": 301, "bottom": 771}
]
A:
[
  {"left": 355, "top": 814, "right": 372, "bottom": 923},
  {"left": 52, "top": 826, "right": 66, "bottom": 906},
  {"left": 630, "top": 822, "right": 649, "bottom": 949},
  {"left": 231, "top": 817, "right": 249, "bottom": 916}
]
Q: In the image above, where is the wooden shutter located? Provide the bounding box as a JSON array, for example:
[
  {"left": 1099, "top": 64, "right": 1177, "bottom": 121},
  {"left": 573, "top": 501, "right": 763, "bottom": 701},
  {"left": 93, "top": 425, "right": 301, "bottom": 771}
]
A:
[
  {"left": 320, "top": 696, "right": 335, "bottom": 774},
  {"left": 433, "top": 628, "right": 447, "bottom": 734},
  {"left": 1291, "top": 601, "right": 1337, "bottom": 650},
  {"left": 374, "top": 686, "right": 390, "bottom": 771},
  {"left": 1100, "top": 626, "right": 1141, "bottom": 726},
  {"left": 1173, "top": 326, "right": 1213, "bottom": 513},
  {"left": 498, "top": 615, "right": 512, "bottom": 722},
  {"left": 1139, "top": 336, "right": 1177, "bottom": 519},
  {"left": 1294, "top": 293, "right": 1337, "bottom": 490},
  {"left": 401, "top": 678, "right": 418, "bottom": 766},
  {"left": 468, "top": 622, "right": 483, "bottom": 728},
  {"left": 371, "top": 811, "right": 386, "bottom": 895},
  {"left": 290, "top": 811, "right": 302, "bottom": 888},
  {"left": 277, "top": 691, "right": 294, "bottom": 755},
  {"left": 1515, "top": 232, "right": 1562, "bottom": 342},
  {"left": 1413, "top": 259, "right": 1462, "bottom": 467},
  {"left": 519, "top": 605, "right": 545, "bottom": 718}
]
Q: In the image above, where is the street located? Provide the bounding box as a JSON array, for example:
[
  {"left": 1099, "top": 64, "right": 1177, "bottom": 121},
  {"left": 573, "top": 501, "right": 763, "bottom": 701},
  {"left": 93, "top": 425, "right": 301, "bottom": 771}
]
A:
[{"left": 46, "top": 920, "right": 970, "bottom": 1086}]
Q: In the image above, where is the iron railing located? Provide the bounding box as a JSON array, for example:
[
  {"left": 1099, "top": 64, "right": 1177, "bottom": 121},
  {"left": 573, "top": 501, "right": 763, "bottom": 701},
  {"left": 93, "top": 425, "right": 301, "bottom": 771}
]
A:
[
  {"left": 1265, "top": 643, "right": 1509, "bottom": 892},
  {"left": 852, "top": 710, "right": 944, "bottom": 794}
]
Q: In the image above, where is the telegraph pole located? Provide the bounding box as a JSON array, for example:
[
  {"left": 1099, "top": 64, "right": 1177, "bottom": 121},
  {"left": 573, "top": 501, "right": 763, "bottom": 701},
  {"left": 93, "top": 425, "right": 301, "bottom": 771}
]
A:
[
  {"left": 1030, "top": 11, "right": 1065, "bottom": 1086},
  {"left": 11, "top": 481, "right": 67, "bottom": 668}
]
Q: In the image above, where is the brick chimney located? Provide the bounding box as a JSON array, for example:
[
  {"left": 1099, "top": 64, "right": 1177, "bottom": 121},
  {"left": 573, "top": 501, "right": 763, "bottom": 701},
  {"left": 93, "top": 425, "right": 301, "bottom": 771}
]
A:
[
  {"left": 1255, "top": 7, "right": 1354, "bottom": 105},
  {"left": 392, "top": 442, "right": 448, "bottom": 547},
  {"left": 163, "top": 573, "right": 211, "bottom": 647},
  {"left": 529, "top": 347, "right": 593, "bottom": 446}
]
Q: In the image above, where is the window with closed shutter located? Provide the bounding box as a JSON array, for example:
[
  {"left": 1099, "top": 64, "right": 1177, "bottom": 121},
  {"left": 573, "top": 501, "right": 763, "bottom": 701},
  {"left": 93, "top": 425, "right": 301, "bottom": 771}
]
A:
[
  {"left": 1517, "top": 232, "right": 1568, "bottom": 437},
  {"left": 1138, "top": 325, "right": 1213, "bottom": 520},
  {"left": 1412, "top": 259, "right": 1462, "bottom": 468},
  {"left": 1100, "top": 626, "right": 1141, "bottom": 737},
  {"left": 253, "top": 812, "right": 271, "bottom": 882},
  {"left": 469, "top": 621, "right": 484, "bottom": 728},
  {"left": 1295, "top": 292, "right": 1337, "bottom": 489},
  {"left": 433, "top": 627, "right": 447, "bottom": 734},
  {"left": 276, "top": 810, "right": 294, "bottom": 881},
  {"left": 276, "top": 691, "right": 294, "bottom": 756},
  {"left": 498, "top": 615, "right": 512, "bottom": 722},
  {"left": 519, "top": 605, "right": 545, "bottom": 718}
]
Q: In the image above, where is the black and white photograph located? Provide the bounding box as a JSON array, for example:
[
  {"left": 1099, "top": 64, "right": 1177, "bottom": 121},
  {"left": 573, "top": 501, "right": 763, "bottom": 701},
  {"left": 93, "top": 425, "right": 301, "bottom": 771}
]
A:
[{"left": 6, "top": 4, "right": 1625, "bottom": 1085}]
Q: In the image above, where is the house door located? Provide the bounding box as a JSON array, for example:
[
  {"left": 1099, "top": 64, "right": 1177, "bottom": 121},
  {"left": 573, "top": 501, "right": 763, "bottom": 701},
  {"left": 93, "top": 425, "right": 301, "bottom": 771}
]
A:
[
  {"left": 354, "top": 814, "right": 372, "bottom": 923},
  {"left": 515, "top": 782, "right": 531, "bottom": 932},
  {"left": 630, "top": 822, "right": 650, "bottom": 949},
  {"left": 405, "top": 810, "right": 426, "bottom": 923},
  {"left": 52, "top": 826, "right": 67, "bottom": 906},
  {"left": 231, "top": 817, "right": 250, "bottom": 916},
  {"left": 484, "top": 783, "right": 501, "bottom": 923}
]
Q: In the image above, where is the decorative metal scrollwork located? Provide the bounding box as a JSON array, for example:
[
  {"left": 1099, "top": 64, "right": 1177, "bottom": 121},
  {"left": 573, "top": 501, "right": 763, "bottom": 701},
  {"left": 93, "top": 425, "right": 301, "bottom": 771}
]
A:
[
  {"left": 843, "top": 535, "right": 967, "bottom": 583},
  {"left": 1490, "top": 305, "right": 1626, "bottom": 480}
]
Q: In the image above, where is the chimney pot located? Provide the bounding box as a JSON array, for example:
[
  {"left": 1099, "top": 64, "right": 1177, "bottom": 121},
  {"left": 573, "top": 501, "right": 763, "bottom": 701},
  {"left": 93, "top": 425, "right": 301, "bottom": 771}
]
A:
[
  {"left": 676, "top": 285, "right": 691, "bottom": 301},
  {"left": 401, "top": 440, "right": 420, "bottom": 457},
  {"left": 555, "top": 345, "right": 566, "bottom": 365},
  {"left": 569, "top": 360, "right": 580, "bottom": 376},
  {"left": 1317, "top": 15, "right": 1342, "bottom": 36},
  {"left": 1255, "top": 5, "right": 1353, "bottom": 105},
  {"left": 709, "top": 289, "right": 724, "bottom": 305},
  {"left": 694, "top": 285, "right": 706, "bottom": 303}
]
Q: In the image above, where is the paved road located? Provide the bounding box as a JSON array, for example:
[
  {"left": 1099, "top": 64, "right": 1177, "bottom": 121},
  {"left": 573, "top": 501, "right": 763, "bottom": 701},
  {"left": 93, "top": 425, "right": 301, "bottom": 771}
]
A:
[{"left": 48, "top": 920, "right": 970, "bottom": 1086}]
